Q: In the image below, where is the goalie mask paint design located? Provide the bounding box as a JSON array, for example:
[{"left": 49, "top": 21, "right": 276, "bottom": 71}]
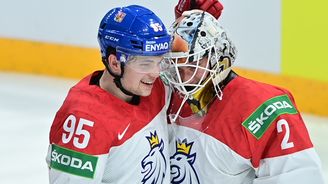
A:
[
  {"left": 160, "top": 10, "right": 237, "bottom": 122},
  {"left": 161, "top": 10, "right": 237, "bottom": 99},
  {"left": 141, "top": 131, "right": 167, "bottom": 183}
]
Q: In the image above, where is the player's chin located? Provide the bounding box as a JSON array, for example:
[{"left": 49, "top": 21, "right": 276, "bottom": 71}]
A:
[
  {"left": 138, "top": 85, "right": 154, "bottom": 96},
  {"left": 138, "top": 90, "right": 152, "bottom": 97}
]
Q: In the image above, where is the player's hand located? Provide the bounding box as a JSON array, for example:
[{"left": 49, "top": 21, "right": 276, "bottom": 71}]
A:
[{"left": 175, "top": 0, "right": 223, "bottom": 19}]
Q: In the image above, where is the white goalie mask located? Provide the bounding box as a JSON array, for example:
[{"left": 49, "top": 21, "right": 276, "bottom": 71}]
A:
[{"left": 161, "top": 10, "right": 237, "bottom": 100}]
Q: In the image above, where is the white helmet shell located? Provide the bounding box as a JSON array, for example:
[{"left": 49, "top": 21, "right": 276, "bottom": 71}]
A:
[{"left": 162, "top": 10, "right": 237, "bottom": 97}]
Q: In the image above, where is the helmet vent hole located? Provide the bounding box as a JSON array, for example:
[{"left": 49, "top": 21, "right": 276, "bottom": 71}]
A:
[
  {"left": 130, "top": 40, "right": 143, "bottom": 50},
  {"left": 187, "top": 22, "right": 193, "bottom": 26},
  {"left": 133, "top": 46, "right": 143, "bottom": 50},
  {"left": 131, "top": 40, "right": 138, "bottom": 44},
  {"left": 200, "top": 31, "right": 206, "bottom": 37},
  {"left": 100, "top": 23, "right": 107, "bottom": 29}
]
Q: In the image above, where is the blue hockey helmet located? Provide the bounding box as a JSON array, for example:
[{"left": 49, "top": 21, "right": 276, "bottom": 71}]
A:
[{"left": 97, "top": 5, "right": 171, "bottom": 60}]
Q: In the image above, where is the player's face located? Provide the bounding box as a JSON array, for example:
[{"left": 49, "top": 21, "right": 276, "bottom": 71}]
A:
[
  {"left": 121, "top": 56, "right": 162, "bottom": 96},
  {"left": 177, "top": 57, "right": 209, "bottom": 85}
]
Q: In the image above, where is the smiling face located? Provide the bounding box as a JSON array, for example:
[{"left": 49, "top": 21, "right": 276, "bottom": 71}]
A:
[{"left": 121, "top": 55, "right": 162, "bottom": 96}]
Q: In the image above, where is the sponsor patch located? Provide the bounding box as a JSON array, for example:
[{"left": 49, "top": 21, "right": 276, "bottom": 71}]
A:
[
  {"left": 242, "top": 95, "right": 298, "bottom": 139},
  {"left": 50, "top": 144, "right": 98, "bottom": 179},
  {"left": 145, "top": 41, "right": 169, "bottom": 52}
]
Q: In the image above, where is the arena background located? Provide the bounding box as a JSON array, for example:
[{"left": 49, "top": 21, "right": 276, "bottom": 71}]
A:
[
  {"left": 0, "top": 0, "right": 327, "bottom": 183},
  {"left": 1, "top": 0, "right": 327, "bottom": 116}
]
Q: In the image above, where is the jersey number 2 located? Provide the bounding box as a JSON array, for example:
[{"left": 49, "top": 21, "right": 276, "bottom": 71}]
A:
[
  {"left": 62, "top": 114, "right": 94, "bottom": 149},
  {"left": 277, "top": 119, "right": 294, "bottom": 150}
]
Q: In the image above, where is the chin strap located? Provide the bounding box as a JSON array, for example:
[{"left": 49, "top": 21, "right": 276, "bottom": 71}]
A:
[{"left": 102, "top": 57, "right": 137, "bottom": 97}]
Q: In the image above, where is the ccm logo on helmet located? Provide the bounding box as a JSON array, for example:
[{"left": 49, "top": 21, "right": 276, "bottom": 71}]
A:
[
  {"left": 145, "top": 42, "right": 169, "bottom": 52},
  {"left": 105, "top": 35, "right": 119, "bottom": 42}
]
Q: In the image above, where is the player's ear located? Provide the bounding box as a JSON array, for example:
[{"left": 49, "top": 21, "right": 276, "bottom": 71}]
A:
[{"left": 108, "top": 54, "right": 122, "bottom": 74}]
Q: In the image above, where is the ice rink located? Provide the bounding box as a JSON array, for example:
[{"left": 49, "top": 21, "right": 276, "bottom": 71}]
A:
[{"left": 0, "top": 71, "right": 327, "bottom": 183}]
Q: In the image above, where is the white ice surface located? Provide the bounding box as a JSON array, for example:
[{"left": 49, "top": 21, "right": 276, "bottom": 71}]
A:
[{"left": 0, "top": 72, "right": 327, "bottom": 183}]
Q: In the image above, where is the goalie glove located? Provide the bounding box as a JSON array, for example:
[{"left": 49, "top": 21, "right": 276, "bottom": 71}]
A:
[{"left": 175, "top": 0, "right": 223, "bottom": 19}]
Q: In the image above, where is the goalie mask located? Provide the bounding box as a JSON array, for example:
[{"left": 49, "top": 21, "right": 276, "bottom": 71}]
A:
[{"left": 160, "top": 10, "right": 237, "bottom": 122}]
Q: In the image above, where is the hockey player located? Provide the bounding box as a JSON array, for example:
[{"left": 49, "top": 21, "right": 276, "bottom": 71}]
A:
[
  {"left": 46, "top": 5, "right": 172, "bottom": 183},
  {"left": 160, "top": 10, "right": 325, "bottom": 183}
]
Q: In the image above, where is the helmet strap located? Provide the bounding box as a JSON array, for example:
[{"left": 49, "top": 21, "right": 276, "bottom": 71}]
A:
[{"left": 102, "top": 57, "right": 137, "bottom": 97}]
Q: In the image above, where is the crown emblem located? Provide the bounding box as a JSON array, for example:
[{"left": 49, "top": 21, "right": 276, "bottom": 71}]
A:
[
  {"left": 146, "top": 131, "right": 160, "bottom": 148},
  {"left": 176, "top": 139, "right": 193, "bottom": 155}
]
